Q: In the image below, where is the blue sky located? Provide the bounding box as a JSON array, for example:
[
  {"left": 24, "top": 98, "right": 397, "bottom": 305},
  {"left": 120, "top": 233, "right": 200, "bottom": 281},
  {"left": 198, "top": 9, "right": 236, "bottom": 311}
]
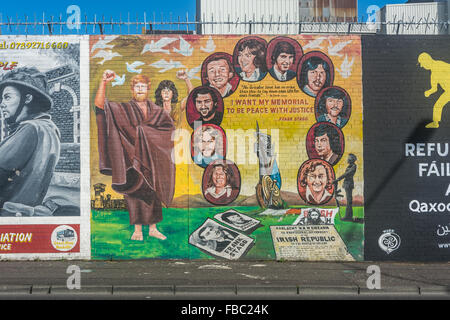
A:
[
  {"left": 0, "top": 0, "right": 407, "bottom": 33},
  {"left": 358, "top": 0, "right": 408, "bottom": 20}
]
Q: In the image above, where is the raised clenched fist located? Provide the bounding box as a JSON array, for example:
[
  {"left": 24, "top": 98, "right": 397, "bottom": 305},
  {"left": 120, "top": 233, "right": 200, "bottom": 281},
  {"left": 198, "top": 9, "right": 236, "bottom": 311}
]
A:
[
  {"left": 102, "top": 70, "right": 116, "bottom": 83},
  {"left": 176, "top": 69, "right": 188, "bottom": 81}
]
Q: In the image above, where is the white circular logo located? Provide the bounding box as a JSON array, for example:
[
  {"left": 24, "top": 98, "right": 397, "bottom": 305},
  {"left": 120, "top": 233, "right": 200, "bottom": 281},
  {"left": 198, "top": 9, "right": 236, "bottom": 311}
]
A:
[
  {"left": 378, "top": 230, "right": 401, "bottom": 255},
  {"left": 51, "top": 225, "right": 78, "bottom": 252}
]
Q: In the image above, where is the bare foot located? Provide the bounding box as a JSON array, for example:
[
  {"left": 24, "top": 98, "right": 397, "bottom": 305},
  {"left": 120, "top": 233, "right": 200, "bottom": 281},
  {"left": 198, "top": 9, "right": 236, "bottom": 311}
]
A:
[
  {"left": 131, "top": 231, "right": 143, "bottom": 241},
  {"left": 149, "top": 228, "right": 167, "bottom": 240}
]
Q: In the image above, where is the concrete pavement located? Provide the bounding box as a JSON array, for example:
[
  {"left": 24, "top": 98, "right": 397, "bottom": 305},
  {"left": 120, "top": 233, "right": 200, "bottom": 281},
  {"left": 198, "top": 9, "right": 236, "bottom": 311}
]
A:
[{"left": 0, "top": 260, "right": 449, "bottom": 299}]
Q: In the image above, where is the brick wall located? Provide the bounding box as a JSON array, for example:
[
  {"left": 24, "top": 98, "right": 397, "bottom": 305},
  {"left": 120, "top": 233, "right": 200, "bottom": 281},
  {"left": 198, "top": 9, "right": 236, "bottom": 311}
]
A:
[
  {"left": 55, "top": 143, "right": 80, "bottom": 173},
  {"left": 46, "top": 65, "right": 81, "bottom": 173},
  {"left": 46, "top": 63, "right": 80, "bottom": 140}
]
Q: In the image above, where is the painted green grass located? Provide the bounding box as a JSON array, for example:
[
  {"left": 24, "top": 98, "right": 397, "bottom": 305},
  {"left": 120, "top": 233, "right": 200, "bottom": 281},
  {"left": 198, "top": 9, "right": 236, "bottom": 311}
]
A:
[{"left": 91, "top": 206, "right": 364, "bottom": 260}]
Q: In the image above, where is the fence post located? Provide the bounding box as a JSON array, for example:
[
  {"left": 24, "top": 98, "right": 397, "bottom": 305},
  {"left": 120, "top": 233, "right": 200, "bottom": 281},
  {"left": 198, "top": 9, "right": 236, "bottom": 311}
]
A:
[{"left": 48, "top": 16, "right": 53, "bottom": 35}]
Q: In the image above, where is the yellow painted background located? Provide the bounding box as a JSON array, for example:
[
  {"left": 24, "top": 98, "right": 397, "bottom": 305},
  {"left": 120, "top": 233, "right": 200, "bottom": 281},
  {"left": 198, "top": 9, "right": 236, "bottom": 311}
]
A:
[{"left": 89, "top": 35, "right": 363, "bottom": 204}]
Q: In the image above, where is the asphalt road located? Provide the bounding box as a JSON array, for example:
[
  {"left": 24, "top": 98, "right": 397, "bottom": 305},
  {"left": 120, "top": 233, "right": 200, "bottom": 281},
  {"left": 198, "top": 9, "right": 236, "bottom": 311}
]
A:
[{"left": 0, "top": 260, "right": 449, "bottom": 300}]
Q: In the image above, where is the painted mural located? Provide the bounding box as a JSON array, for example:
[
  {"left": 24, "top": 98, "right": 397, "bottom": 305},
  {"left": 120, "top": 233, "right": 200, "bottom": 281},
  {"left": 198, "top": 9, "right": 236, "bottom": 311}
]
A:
[
  {"left": 0, "top": 36, "right": 90, "bottom": 259},
  {"left": 89, "top": 34, "right": 364, "bottom": 261},
  {"left": 363, "top": 36, "right": 450, "bottom": 261}
]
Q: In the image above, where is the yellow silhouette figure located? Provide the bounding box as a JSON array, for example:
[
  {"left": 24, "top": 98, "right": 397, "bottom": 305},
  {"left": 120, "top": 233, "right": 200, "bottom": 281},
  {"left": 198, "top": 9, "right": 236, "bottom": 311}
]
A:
[{"left": 418, "top": 52, "right": 450, "bottom": 128}]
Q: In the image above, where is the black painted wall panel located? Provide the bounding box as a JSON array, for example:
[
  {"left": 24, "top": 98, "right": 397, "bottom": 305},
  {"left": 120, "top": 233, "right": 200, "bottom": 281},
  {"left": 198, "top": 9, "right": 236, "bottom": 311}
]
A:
[{"left": 363, "top": 35, "right": 450, "bottom": 261}]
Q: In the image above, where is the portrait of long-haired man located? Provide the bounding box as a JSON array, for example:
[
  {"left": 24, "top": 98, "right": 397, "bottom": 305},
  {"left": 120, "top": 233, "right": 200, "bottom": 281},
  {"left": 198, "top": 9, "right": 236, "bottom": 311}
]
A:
[
  {"left": 202, "top": 160, "right": 241, "bottom": 205},
  {"left": 297, "top": 159, "right": 335, "bottom": 205}
]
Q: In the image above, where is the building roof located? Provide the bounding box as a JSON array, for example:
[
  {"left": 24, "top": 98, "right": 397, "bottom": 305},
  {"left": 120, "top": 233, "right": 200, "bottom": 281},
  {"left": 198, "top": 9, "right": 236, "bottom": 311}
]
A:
[{"left": 406, "top": 0, "right": 442, "bottom": 3}]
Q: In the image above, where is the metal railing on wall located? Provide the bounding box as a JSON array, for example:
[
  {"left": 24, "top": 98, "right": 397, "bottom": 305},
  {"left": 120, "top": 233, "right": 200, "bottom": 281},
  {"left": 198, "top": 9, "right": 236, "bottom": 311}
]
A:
[{"left": 0, "top": 13, "right": 448, "bottom": 35}]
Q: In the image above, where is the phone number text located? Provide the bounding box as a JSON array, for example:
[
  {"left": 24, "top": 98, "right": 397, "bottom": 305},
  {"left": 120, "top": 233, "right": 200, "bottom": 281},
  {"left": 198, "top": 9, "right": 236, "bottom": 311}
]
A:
[{"left": 0, "top": 42, "right": 69, "bottom": 49}]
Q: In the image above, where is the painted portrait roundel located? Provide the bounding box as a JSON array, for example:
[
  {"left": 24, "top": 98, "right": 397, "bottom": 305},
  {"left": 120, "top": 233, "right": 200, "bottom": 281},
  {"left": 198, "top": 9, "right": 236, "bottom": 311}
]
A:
[
  {"left": 190, "top": 124, "right": 227, "bottom": 169},
  {"left": 232, "top": 36, "right": 268, "bottom": 83},
  {"left": 202, "top": 159, "right": 241, "bottom": 206},
  {"left": 266, "top": 36, "right": 303, "bottom": 82},
  {"left": 305, "top": 121, "right": 345, "bottom": 166},
  {"left": 186, "top": 85, "right": 224, "bottom": 129},
  {"left": 201, "top": 52, "right": 240, "bottom": 98},
  {"left": 314, "top": 86, "right": 352, "bottom": 129},
  {"left": 297, "top": 159, "right": 336, "bottom": 206},
  {"left": 296, "top": 51, "right": 335, "bottom": 98}
]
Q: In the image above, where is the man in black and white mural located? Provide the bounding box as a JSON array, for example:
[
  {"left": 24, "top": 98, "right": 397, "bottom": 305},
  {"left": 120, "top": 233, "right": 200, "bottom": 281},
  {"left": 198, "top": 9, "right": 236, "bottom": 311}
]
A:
[
  {"left": 0, "top": 41, "right": 81, "bottom": 217},
  {"left": 0, "top": 67, "right": 61, "bottom": 216}
]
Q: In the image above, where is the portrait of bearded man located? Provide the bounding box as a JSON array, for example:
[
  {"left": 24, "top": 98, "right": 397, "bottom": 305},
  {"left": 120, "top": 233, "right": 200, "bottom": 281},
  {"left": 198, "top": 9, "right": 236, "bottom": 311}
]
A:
[{"left": 94, "top": 70, "right": 175, "bottom": 241}]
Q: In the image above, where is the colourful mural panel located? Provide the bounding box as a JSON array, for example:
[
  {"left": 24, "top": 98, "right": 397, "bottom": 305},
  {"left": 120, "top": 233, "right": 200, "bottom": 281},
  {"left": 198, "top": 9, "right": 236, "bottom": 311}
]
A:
[{"left": 89, "top": 34, "right": 364, "bottom": 261}]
